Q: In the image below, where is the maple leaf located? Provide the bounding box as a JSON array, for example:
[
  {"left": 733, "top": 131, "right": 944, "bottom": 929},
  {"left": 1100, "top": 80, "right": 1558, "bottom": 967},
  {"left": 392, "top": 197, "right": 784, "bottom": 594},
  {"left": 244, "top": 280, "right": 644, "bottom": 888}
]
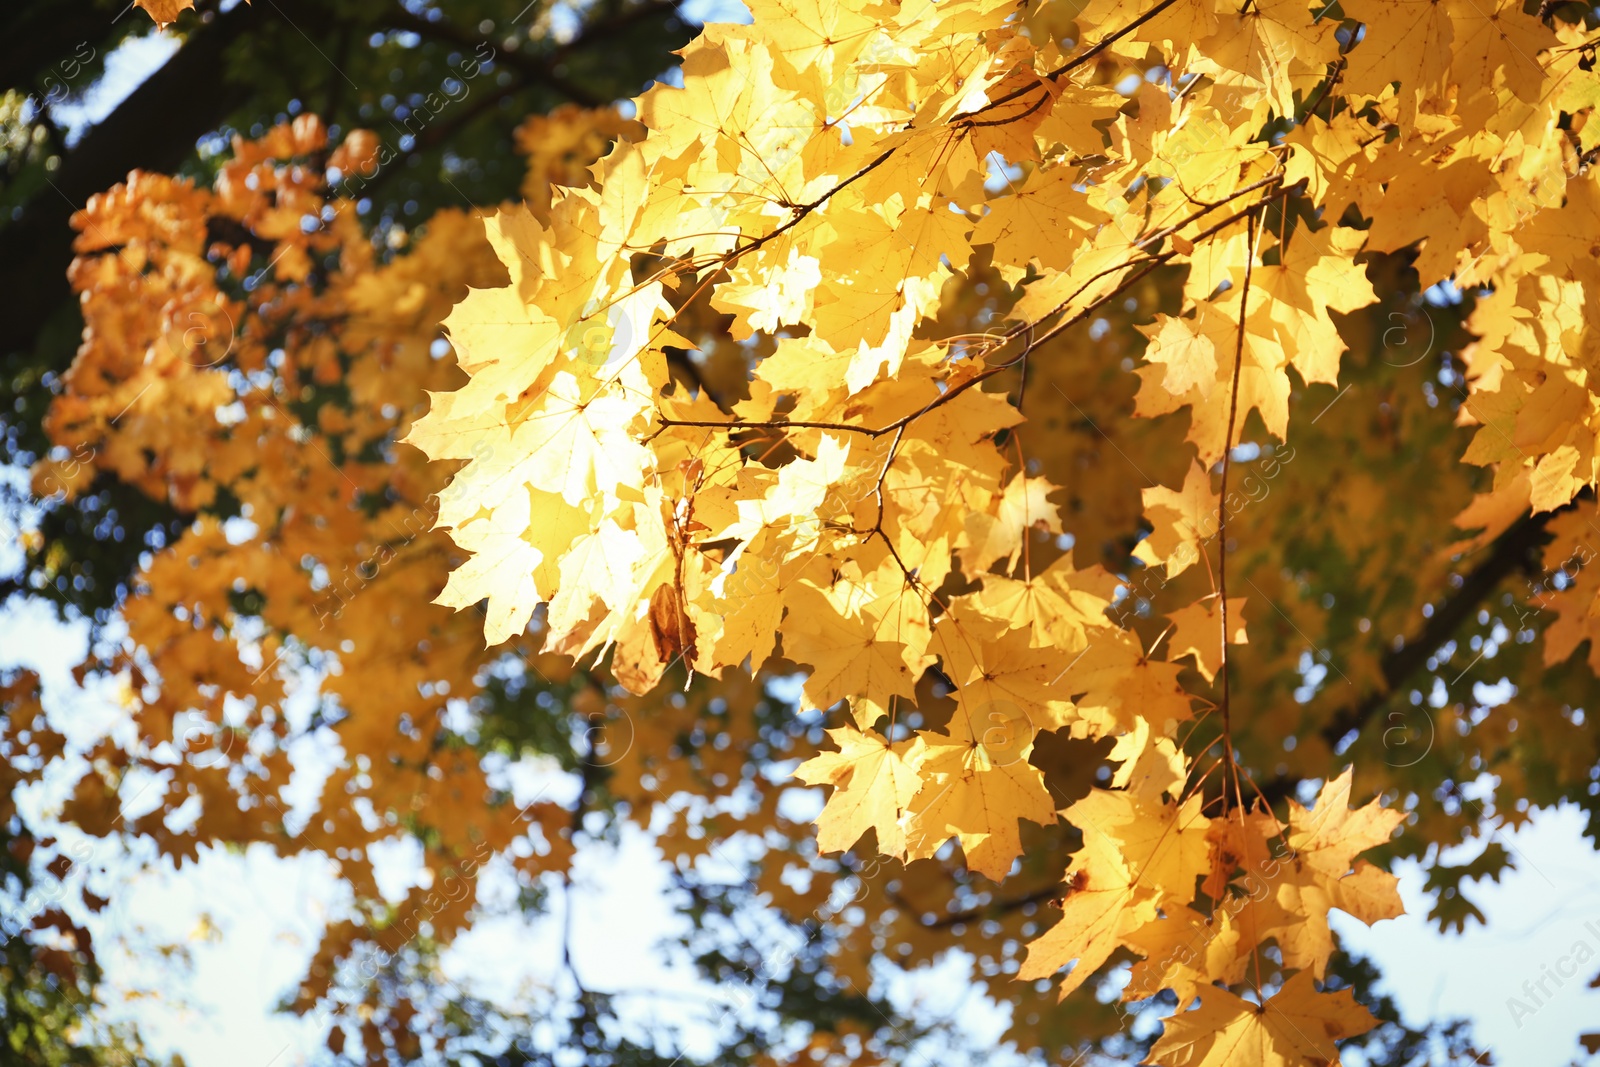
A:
[
  {"left": 1017, "top": 827, "right": 1158, "bottom": 997},
  {"left": 1070, "top": 788, "right": 1212, "bottom": 906},
  {"left": 786, "top": 584, "right": 924, "bottom": 728},
  {"left": 960, "top": 472, "right": 1064, "bottom": 574},
  {"left": 795, "top": 726, "right": 922, "bottom": 856},
  {"left": 934, "top": 608, "right": 1082, "bottom": 736},
  {"left": 971, "top": 165, "right": 1099, "bottom": 272},
  {"left": 432, "top": 487, "right": 547, "bottom": 646},
  {"left": 1219, "top": 771, "right": 1406, "bottom": 978},
  {"left": 1140, "top": 309, "right": 1231, "bottom": 400},
  {"left": 973, "top": 556, "right": 1120, "bottom": 650},
  {"left": 1074, "top": 0, "right": 1218, "bottom": 49},
  {"left": 1018, "top": 783, "right": 1210, "bottom": 998},
  {"left": 134, "top": 0, "right": 196, "bottom": 26},
  {"left": 1342, "top": 0, "right": 1551, "bottom": 115},
  {"left": 1189, "top": 0, "right": 1338, "bottom": 115},
  {"left": 1134, "top": 459, "right": 1219, "bottom": 578},
  {"left": 1166, "top": 596, "right": 1249, "bottom": 683},
  {"left": 1251, "top": 228, "right": 1376, "bottom": 387},
  {"left": 1134, "top": 289, "right": 1292, "bottom": 465},
  {"left": 1109, "top": 728, "right": 1188, "bottom": 802},
  {"left": 1146, "top": 970, "right": 1378, "bottom": 1067},
  {"left": 1124, "top": 904, "right": 1248, "bottom": 1007},
  {"left": 1287, "top": 768, "right": 1407, "bottom": 882},
  {"left": 905, "top": 734, "right": 1055, "bottom": 881}
]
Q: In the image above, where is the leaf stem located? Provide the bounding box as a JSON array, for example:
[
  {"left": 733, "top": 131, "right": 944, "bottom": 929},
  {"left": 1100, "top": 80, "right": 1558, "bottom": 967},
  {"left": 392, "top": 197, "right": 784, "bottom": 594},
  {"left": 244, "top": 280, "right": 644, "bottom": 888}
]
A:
[{"left": 1217, "top": 207, "right": 1265, "bottom": 820}]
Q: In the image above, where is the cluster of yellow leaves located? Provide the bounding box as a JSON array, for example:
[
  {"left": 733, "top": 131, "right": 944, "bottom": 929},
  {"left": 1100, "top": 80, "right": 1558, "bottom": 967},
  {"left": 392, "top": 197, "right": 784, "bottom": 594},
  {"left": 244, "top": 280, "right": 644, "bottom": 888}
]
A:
[
  {"left": 65, "top": 0, "right": 1600, "bottom": 1056},
  {"left": 396, "top": 0, "right": 1600, "bottom": 1052},
  {"left": 1353, "top": 11, "right": 1600, "bottom": 675},
  {"left": 39, "top": 101, "right": 897, "bottom": 1063}
]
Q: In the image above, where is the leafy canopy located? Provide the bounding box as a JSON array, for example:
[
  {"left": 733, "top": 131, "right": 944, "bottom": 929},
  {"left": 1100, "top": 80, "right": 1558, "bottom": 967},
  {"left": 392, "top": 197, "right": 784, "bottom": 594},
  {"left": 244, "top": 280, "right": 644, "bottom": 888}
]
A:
[{"left": 12, "top": 0, "right": 1600, "bottom": 1062}]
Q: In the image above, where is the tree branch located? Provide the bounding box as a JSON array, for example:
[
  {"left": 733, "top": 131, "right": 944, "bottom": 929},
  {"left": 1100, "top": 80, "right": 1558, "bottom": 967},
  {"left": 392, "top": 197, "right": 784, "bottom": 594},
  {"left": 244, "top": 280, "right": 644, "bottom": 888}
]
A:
[
  {"left": 1321, "top": 504, "right": 1562, "bottom": 751},
  {"left": 913, "top": 884, "right": 1062, "bottom": 929},
  {"left": 1255, "top": 502, "right": 1564, "bottom": 808},
  {"left": 384, "top": 7, "right": 605, "bottom": 107}
]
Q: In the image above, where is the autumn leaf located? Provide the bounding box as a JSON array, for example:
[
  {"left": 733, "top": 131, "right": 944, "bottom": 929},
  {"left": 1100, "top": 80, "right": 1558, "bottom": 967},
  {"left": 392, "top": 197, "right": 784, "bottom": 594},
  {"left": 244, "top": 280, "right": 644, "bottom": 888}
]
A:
[
  {"left": 1147, "top": 970, "right": 1378, "bottom": 1067},
  {"left": 795, "top": 726, "right": 922, "bottom": 856},
  {"left": 134, "top": 0, "right": 196, "bottom": 26},
  {"left": 1134, "top": 459, "right": 1220, "bottom": 578},
  {"left": 1167, "top": 596, "right": 1249, "bottom": 683},
  {"left": 1017, "top": 831, "right": 1158, "bottom": 997},
  {"left": 904, "top": 734, "right": 1056, "bottom": 881}
]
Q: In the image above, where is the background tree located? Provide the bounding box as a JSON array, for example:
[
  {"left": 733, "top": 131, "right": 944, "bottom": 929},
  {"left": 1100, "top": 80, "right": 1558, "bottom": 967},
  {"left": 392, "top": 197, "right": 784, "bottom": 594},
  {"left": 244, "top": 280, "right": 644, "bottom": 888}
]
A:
[{"left": 3, "top": 0, "right": 1599, "bottom": 1064}]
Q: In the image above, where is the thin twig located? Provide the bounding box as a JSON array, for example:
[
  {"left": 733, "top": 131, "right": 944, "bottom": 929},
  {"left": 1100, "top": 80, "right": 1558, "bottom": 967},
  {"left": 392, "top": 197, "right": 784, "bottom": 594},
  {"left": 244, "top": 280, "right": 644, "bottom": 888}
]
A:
[
  {"left": 1217, "top": 206, "right": 1265, "bottom": 819},
  {"left": 963, "top": 0, "right": 1185, "bottom": 120},
  {"left": 1218, "top": 205, "right": 1266, "bottom": 996}
]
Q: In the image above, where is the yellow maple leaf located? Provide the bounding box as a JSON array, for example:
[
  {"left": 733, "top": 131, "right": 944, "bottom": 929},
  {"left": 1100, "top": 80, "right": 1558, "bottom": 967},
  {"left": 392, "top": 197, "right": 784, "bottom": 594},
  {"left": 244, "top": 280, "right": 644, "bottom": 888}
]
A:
[
  {"left": 786, "top": 585, "right": 922, "bottom": 728},
  {"left": 795, "top": 726, "right": 922, "bottom": 856},
  {"left": 1134, "top": 459, "right": 1219, "bottom": 579},
  {"left": 935, "top": 609, "right": 1082, "bottom": 737},
  {"left": 905, "top": 733, "right": 1055, "bottom": 881},
  {"left": 1252, "top": 228, "right": 1376, "bottom": 387},
  {"left": 1139, "top": 309, "right": 1230, "bottom": 400},
  {"left": 1166, "top": 596, "right": 1249, "bottom": 683},
  {"left": 1070, "top": 788, "right": 1212, "bottom": 906},
  {"left": 1287, "top": 768, "right": 1407, "bottom": 882},
  {"left": 1017, "top": 831, "right": 1158, "bottom": 997},
  {"left": 1342, "top": 0, "right": 1551, "bottom": 115},
  {"left": 134, "top": 0, "right": 196, "bottom": 27},
  {"left": 1215, "top": 770, "right": 1405, "bottom": 978},
  {"left": 1147, "top": 970, "right": 1377, "bottom": 1067},
  {"left": 1123, "top": 904, "right": 1247, "bottom": 1007},
  {"left": 973, "top": 555, "right": 1121, "bottom": 650},
  {"left": 1189, "top": 0, "right": 1338, "bottom": 115}
]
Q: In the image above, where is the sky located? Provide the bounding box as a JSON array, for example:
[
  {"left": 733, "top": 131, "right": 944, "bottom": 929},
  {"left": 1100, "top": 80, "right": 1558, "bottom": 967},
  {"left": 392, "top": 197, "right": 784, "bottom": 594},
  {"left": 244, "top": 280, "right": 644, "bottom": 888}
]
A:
[{"left": 9, "top": 9, "right": 1600, "bottom": 1067}]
